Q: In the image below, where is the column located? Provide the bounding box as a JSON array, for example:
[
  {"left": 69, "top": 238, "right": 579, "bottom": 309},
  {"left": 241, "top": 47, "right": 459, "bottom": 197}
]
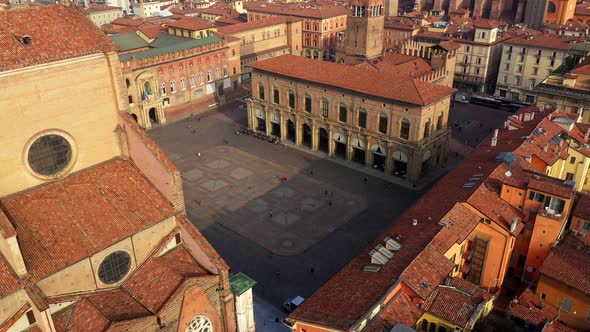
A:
[
  {"left": 346, "top": 132, "right": 353, "bottom": 161},
  {"left": 158, "top": 106, "right": 167, "bottom": 125},
  {"left": 365, "top": 136, "right": 373, "bottom": 168},
  {"left": 247, "top": 101, "right": 254, "bottom": 129},
  {"left": 407, "top": 149, "right": 420, "bottom": 184},
  {"left": 142, "top": 108, "right": 152, "bottom": 130},
  {"left": 385, "top": 143, "right": 394, "bottom": 175},
  {"left": 265, "top": 109, "right": 271, "bottom": 136},
  {"left": 295, "top": 119, "right": 302, "bottom": 145},
  {"left": 280, "top": 115, "right": 287, "bottom": 141},
  {"left": 328, "top": 128, "right": 335, "bottom": 156},
  {"left": 311, "top": 125, "right": 318, "bottom": 151}
]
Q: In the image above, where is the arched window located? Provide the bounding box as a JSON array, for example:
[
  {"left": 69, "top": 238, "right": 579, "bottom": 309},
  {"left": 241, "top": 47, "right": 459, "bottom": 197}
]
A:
[
  {"left": 258, "top": 82, "right": 265, "bottom": 100},
  {"left": 223, "top": 65, "right": 228, "bottom": 77},
  {"left": 273, "top": 86, "right": 280, "bottom": 104},
  {"left": 180, "top": 77, "right": 186, "bottom": 91},
  {"left": 424, "top": 118, "right": 431, "bottom": 139},
  {"left": 421, "top": 320, "right": 429, "bottom": 331},
  {"left": 436, "top": 112, "right": 444, "bottom": 130},
  {"left": 125, "top": 78, "right": 130, "bottom": 88},
  {"left": 305, "top": 94, "right": 312, "bottom": 113},
  {"left": 190, "top": 75, "right": 196, "bottom": 88},
  {"left": 186, "top": 315, "right": 213, "bottom": 332},
  {"left": 548, "top": 1, "right": 556, "bottom": 13},
  {"left": 199, "top": 72, "right": 204, "bottom": 85},
  {"left": 378, "top": 113, "right": 388, "bottom": 134},
  {"left": 207, "top": 70, "right": 212, "bottom": 82},
  {"left": 144, "top": 81, "right": 153, "bottom": 98},
  {"left": 170, "top": 80, "right": 176, "bottom": 93},
  {"left": 160, "top": 82, "right": 166, "bottom": 96},
  {"left": 358, "top": 108, "right": 367, "bottom": 128},
  {"left": 215, "top": 67, "right": 221, "bottom": 79},
  {"left": 400, "top": 118, "right": 410, "bottom": 140},
  {"left": 339, "top": 102, "right": 347, "bottom": 122}
]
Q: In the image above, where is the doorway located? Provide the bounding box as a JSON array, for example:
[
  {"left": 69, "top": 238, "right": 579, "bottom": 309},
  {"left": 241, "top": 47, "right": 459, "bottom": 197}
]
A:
[
  {"left": 318, "top": 128, "right": 329, "bottom": 154},
  {"left": 302, "top": 124, "right": 312, "bottom": 148},
  {"left": 148, "top": 108, "right": 158, "bottom": 124}
]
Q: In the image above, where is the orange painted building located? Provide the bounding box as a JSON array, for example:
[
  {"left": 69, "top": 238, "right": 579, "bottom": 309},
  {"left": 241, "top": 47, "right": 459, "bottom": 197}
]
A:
[
  {"left": 546, "top": 0, "right": 577, "bottom": 26},
  {"left": 570, "top": 193, "right": 590, "bottom": 245}
]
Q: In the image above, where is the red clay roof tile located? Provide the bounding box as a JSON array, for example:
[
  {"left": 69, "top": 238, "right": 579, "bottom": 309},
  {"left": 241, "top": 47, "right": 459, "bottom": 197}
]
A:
[
  {"left": 539, "top": 234, "right": 590, "bottom": 295},
  {"left": 0, "top": 4, "right": 119, "bottom": 72},
  {"left": 506, "top": 289, "right": 556, "bottom": 326},
  {"left": 251, "top": 55, "right": 455, "bottom": 106}
]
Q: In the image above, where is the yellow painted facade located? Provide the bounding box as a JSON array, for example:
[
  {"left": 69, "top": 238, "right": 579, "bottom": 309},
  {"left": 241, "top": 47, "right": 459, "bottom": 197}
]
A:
[
  {"left": 0, "top": 54, "right": 125, "bottom": 197},
  {"left": 417, "top": 296, "right": 494, "bottom": 332}
]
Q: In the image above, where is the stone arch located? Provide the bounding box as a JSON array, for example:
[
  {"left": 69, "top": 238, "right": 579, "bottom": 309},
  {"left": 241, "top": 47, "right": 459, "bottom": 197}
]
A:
[
  {"left": 304, "top": 49, "right": 311, "bottom": 58},
  {"left": 547, "top": 1, "right": 556, "bottom": 13},
  {"left": 318, "top": 127, "right": 329, "bottom": 153},
  {"left": 313, "top": 51, "right": 319, "bottom": 59}
]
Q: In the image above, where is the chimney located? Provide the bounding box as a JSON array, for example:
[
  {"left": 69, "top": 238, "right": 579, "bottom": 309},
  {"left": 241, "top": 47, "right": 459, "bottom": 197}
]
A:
[
  {"left": 548, "top": 113, "right": 553, "bottom": 120},
  {"left": 491, "top": 137, "right": 498, "bottom": 146},
  {"left": 543, "top": 143, "right": 548, "bottom": 152},
  {"left": 531, "top": 112, "right": 535, "bottom": 120},
  {"left": 494, "top": 129, "right": 499, "bottom": 138},
  {"left": 524, "top": 113, "right": 531, "bottom": 121},
  {"left": 518, "top": 114, "right": 523, "bottom": 121},
  {"left": 510, "top": 217, "right": 518, "bottom": 233},
  {"left": 559, "top": 140, "right": 564, "bottom": 148},
  {"left": 585, "top": 128, "right": 590, "bottom": 142}
]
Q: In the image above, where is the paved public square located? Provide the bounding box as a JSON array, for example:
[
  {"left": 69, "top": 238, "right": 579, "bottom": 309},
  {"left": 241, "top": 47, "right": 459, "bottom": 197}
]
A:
[{"left": 149, "top": 98, "right": 511, "bottom": 327}]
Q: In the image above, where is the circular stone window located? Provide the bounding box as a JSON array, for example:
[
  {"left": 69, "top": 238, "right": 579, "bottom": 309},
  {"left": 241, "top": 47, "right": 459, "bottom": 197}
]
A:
[
  {"left": 98, "top": 251, "right": 131, "bottom": 285},
  {"left": 186, "top": 316, "right": 213, "bottom": 332},
  {"left": 27, "top": 134, "right": 72, "bottom": 176}
]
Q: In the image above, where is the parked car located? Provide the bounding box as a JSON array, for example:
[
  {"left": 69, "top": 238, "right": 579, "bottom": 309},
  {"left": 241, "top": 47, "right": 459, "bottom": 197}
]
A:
[
  {"left": 283, "top": 296, "right": 305, "bottom": 313},
  {"left": 453, "top": 92, "right": 469, "bottom": 104}
]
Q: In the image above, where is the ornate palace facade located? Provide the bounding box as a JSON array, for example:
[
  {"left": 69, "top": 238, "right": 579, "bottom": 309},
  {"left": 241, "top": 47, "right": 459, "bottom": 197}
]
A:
[{"left": 247, "top": 55, "right": 455, "bottom": 183}]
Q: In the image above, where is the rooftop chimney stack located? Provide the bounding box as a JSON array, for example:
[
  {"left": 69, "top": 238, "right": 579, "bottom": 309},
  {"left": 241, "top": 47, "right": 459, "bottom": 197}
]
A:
[
  {"left": 585, "top": 128, "right": 590, "bottom": 142},
  {"left": 543, "top": 143, "right": 548, "bottom": 152},
  {"left": 531, "top": 112, "right": 535, "bottom": 120},
  {"left": 510, "top": 217, "right": 518, "bottom": 233}
]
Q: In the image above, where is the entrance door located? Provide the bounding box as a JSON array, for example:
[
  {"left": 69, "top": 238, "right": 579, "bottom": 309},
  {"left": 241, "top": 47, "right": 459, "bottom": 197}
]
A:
[
  {"left": 372, "top": 153, "right": 385, "bottom": 172},
  {"left": 353, "top": 148, "right": 365, "bottom": 165},
  {"left": 148, "top": 108, "right": 158, "bottom": 124},
  {"left": 256, "top": 117, "right": 266, "bottom": 131},
  {"left": 271, "top": 122, "right": 280, "bottom": 136},
  {"left": 287, "top": 120, "right": 296, "bottom": 142},
  {"left": 335, "top": 142, "right": 346, "bottom": 159},
  {"left": 302, "top": 124, "right": 312, "bottom": 148},
  {"left": 318, "top": 128, "right": 329, "bottom": 154}
]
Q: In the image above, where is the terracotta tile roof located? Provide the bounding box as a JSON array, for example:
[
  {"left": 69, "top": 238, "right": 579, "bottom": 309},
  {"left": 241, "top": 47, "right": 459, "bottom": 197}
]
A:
[
  {"left": 527, "top": 178, "right": 574, "bottom": 200},
  {"left": 437, "top": 40, "right": 461, "bottom": 51},
  {"left": 167, "top": 17, "right": 215, "bottom": 31},
  {"left": 400, "top": 247, "right": 454, "bottom": 300},
  {"left": 217, "top": 16, "right": 286, "bottom": 34},
  {"left": 177, "top": 214, "right": 229, "bottom": 270},
  {"left": 506, "top": 289, "right": 556, "bottom": 326},
  {"left": 0, "top": 4, "right": 119, "bottom": 72},
  {"left": 383, "top": 16, "right": 418, "bottom": 30},
  {"left": 504, "top": 31, "right": 579, "bottom": 50},
  {"left": 245, "top": 2, "right": 347, "bottom": 19},
  {"left": 0, "top": 159, "right": 176, "bottom": 283},
  {"left": 112, "top": 17, "right": 145, "bottom": 27},
  {"left": 137, "top": 23, "right": 162, "bottom": 39},
  {"left": 356, "top": 54, "right": 433, "bottom": 78},
  {"left": 438, "top": 203, "right": 480, "bottom": 245},
  {"left": 65, "top": 300, "right": 111, "bottom": 331},
  {"left": 471, "top": 18, "right": 500, "bottom": 29},
  {"left": 84, "top": 3, "right": 121, "bottom": 13},
  {"left": 0, "top": 252, "right": 20, "bottom": 297},
  {"left": 287, "top": 106, "right": 549, "bottom": 330},
  {"left": 573, "top": 193, "right": 590, "bottom": 220},
  {"left": 422, "top": 278, "right": 487, "bottom": 328},
  {"left": 576, "top": 3, "right": 590, "bottom": 16},
  {"left": 215, "top": 17, "right": 243, "bottom": 25},
  {"left": 467, "top": 184, "right": 525, "bottom": 234},
  {"left": 86, "top": 289, "right": 152, "bottom": 321},
  {"left": 366, "top": 291, "right": 423, "bottom": 331},
  {"left": 250, "top": 55, "right": 455, "bottom": 106},
  {"left": 543, "top": 320, "right": 578, "bottom": 332},
  {"left": 514, "top": 118, "right": 569, "bottom": 166},
  {"left": 0, "top": 210, "right": 16, "bottom": 238},
  {"left": 539, "top": 234, "right": 590, "bottom": 295}
]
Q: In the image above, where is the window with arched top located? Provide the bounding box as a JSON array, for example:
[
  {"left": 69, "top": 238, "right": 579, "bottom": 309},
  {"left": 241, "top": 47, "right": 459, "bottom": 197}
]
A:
[
  {"left": 185, "top": 315, "right": 213, "bottom": 332},
  {"left": 339, "top": 102, "right": 347, "bottom": 122},
  {"left": 258, "top": 82, "right": 265, "bottom": 100},
  {"left": 160, "top": 82, "right": 166, "bottom": 96},
  {"left": 170, "top": 80, "right": 176, "bottom": 93},
  {"left": 321, "top": 99, "right": 329, "bottom": 117},
  {"left": 125, "top": 78, "right": 130, "bottom": 88},
  {"left": 288, "top": 90, "right": 295, "bottom": 108},
  {"left": 378, "top": 113, "right": 388, "bottom": 134},
  {"left": 548, "top": 1, "right": 556, "bottom": 13},
  {"left": 215, "top": 67, "right": 221, "bottom": 80},
  {"left": 199, "top": 72, "right": 204, "bottom": 85},
  {"left": 424, "top": 118, "right": 431, "bottom": 139},
  {"left": 207, "top": 70, "right": 213, "bottom": 82},
  {"left": 180, "top": 77, "right": 186, "bottom": 91},
  {"left": 358, "top": 108, "right": 367, "bottom": 128},
  {"left": 190, "top": 75, "right": 196, "bottom": 88},
  {"left": 436, "top": 112, "right": 444, "bottom": 130},
  {"left": 400, "top": 118, "right": 410, "bottom": 140}
]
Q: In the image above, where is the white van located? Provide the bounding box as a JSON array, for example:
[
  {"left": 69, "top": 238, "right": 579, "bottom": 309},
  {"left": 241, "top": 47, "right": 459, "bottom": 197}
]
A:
[{"left": 453, "top": 92, "right": 469, "bottom": 104}]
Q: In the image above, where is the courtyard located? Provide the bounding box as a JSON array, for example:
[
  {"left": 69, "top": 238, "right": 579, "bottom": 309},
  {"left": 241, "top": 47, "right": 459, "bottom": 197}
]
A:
[{"left": 149, "top": 98, "right": 510, "bottom": 326}]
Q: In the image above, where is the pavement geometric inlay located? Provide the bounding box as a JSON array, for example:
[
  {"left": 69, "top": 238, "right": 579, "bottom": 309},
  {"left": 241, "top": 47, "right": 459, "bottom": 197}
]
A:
[
  {"left": 206, "top": 159, "right": 232, "bottom": 169},
  {"left": 183, "top": 168, "right": 203, "bottom": 181},
  {"left": 230, "top": 167, "right": 253, "bottom": 180},
  {"left": 200, "top": 179, "right": 229, "bottom": 191}
]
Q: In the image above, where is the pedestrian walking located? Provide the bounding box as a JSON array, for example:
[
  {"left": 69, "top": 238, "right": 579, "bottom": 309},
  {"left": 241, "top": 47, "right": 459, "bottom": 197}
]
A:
[
  {"left": 324, "top": 189, "right": 328, "bottom": 195},
  {"left": 329, "top": 201, "right": 333, "bottom": 206},
  {"left": 275, "top": 271, "right": 280, "bottom": 279},
  {"left": 310, "top": 267, "right": 315, "bottom": 274},
  {"left": 310, "top": 170, "right": 314, "bottom": 176},
  {"left": 197, "top": 152, "right": 201, "bottom": 157},
  {"left": 269, "top": 211, "right": 273, "bottom": 218},
  {"left": 363, "top": 176, "right": 368, "bottom": 184}
]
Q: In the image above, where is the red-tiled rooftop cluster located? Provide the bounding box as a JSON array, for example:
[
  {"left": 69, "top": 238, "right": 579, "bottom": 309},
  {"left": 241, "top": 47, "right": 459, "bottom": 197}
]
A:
[{"left": 539, "top": 234, "right": 590, "bottom": 296}]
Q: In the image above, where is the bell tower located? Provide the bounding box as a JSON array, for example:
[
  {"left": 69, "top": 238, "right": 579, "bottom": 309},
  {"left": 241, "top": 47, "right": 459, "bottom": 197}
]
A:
[{"left": 335, "top": 0, "right": 385, "bottom": 65}]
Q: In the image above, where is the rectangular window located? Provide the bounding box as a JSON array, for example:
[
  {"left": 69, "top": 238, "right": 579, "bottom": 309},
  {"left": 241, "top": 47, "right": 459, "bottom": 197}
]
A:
[
  {"left": 561, "top": 298, "right": 573, "bottom": 312},
  {"left": 288, "top": 91, "right": 295, "bottom": 108},
  {"left": 566, "top": 172, "right": 574, "bottom": 181},
  {"left": 533, "top": 67, "right": 538, "bottom": 75},
  {"left": 26, "top": 311, "right": 36, "bottom": 325},
  {"left": 540, "top": 293, "right": 546, "bottom": 300},
  {"left": 400, "top": 121, "right": 410, "bottom": 140},
  {"left": 505, "top": 63, "right": 510, "bottom": 70},
  {"left": 529, "top": 191, "right": 545, "bottom": 202},
  {"left": 581, "top": 220, "right": 590, "bottom": 231},
  {"left": 503, "top": 75, "right": 507, "bottom": 84},
  {"left": 305, "top": 95, "right": 312, "bottom": 113},
  {"left": 570, "top": 156, "right": 577, "bottom": 164},
  {"left": 515, "top": 77, "right": 521, "bottom": 86},
  {"left": 339, "top": 104, "right": 347, "bottom": 122},
  {"left": 358, "top": 111, "right": 367, "bottom": 128},
  {"left": 544, "top": 196, "right": 566, "bottom": 215},
  {"left": 321, "top": 100, "right": 329, "bottom": 117},
  {"left": 273, "top": 87, "right": 279, "bottom": 104}
]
